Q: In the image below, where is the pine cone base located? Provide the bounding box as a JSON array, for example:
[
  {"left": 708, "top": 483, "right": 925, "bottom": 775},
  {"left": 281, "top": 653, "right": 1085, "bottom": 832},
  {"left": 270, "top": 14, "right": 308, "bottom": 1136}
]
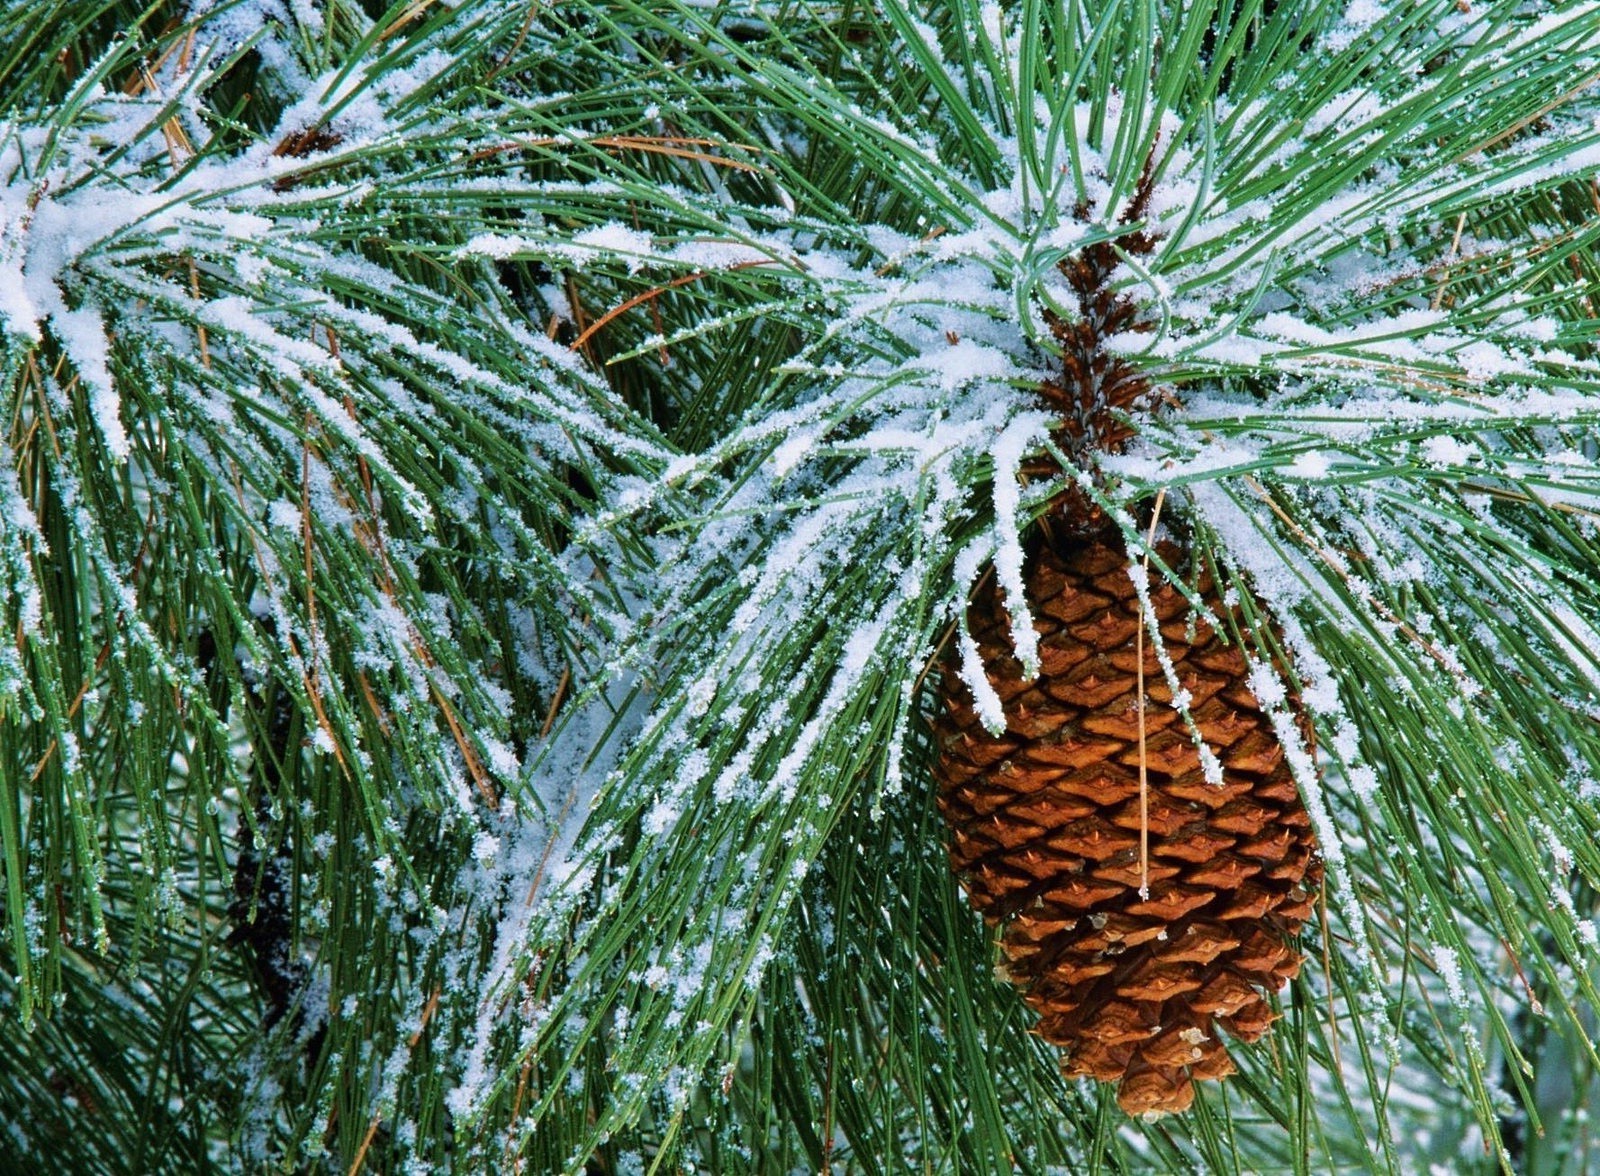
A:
[{"left": 935, "top": 532, "right": 1321, "bottom": 1116}]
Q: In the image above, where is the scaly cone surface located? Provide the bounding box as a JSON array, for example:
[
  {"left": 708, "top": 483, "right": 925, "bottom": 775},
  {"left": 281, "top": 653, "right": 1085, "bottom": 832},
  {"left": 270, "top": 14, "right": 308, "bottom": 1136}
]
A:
[
  {"left": 935, "top": 168, "right": 1321, "bottom": 1116},
  {"left": 935, "top": 534, "right": 1322, "bottom": 1115}
]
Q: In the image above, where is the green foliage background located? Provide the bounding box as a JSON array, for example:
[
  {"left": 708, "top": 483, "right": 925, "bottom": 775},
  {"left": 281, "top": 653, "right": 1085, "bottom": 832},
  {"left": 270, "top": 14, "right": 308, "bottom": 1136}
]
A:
[{"left": 3, "top": 0, "right": 1600, "bottom": 1172}]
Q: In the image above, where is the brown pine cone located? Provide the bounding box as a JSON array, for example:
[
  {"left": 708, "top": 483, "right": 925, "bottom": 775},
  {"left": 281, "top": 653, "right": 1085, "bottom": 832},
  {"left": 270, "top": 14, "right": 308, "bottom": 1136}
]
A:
[{"left": 935, "top": 529, "right": 1321, "bottom": 1116}]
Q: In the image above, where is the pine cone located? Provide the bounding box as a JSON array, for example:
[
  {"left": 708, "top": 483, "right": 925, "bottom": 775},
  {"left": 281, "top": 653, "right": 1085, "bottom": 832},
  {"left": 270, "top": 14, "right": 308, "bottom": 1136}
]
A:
[{"left": 935, "top": 530, "right": 1321, "bottom": 1116}]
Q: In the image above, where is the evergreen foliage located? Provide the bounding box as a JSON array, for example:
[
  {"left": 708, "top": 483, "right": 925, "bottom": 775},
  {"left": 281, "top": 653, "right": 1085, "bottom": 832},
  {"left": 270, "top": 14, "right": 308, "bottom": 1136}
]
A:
[{"left": 3, "top": 0, "right": 1600, "bottom": 1171}]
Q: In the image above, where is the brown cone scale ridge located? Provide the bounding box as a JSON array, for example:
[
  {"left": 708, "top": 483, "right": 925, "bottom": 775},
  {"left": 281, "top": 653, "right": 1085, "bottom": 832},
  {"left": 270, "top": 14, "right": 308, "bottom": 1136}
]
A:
[{"left": 935, "top": 534, "right": 1322, "bottom": 1115}]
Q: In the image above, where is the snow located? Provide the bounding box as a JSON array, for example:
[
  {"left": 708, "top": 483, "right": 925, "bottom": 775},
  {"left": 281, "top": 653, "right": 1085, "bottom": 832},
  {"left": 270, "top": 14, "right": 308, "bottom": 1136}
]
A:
[
  {"left": 988, "top": 415, "right": 1052, "bottom": 678},
  {"left": 957, "top": 627, "right": 1008, "bottom": 735},
  {"left": 0, "top": 161, "right": 172, "bottom": 457},
  {"left": 1324, "top": 0, "right": 1385, "bottom": 53},
  {"left": 1287, "top": 450, "right": 1332, "bottom": 480},
  {"left": 1418, "top": 435, "right": 1477, "bottom": 468},
  {"left": 522, "top": 222, "right": 657, "bottom": 272},
  {"left": 1433, "top": 943, "right": 1469, "bottom": 1009}
]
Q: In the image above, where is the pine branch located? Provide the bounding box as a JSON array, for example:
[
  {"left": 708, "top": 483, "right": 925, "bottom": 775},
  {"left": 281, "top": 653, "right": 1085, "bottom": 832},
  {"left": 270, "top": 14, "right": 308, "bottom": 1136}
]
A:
[{"left": 5, "top": 0, "right": 1600, "bottom": 1171}]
